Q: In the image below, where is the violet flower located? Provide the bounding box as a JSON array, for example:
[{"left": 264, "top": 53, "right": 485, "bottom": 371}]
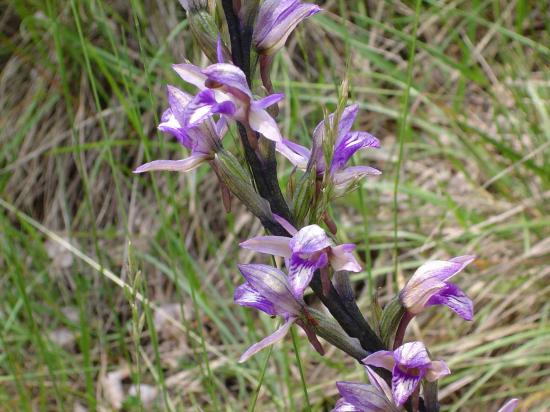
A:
[
  {"left": 363, "top": 341, "right": 450, "bottom": 407},
  {"left": 253, "top": 0, "right": 321, "bottom": 56},
  {"left": 171, "top": 62, "right": 284, "bottom": 142},
  {"left": 134, "top": 85, "right": 226, "bottom": 173},
  {"left": 497, "top": 399, "right": 519, "bottom": 412},
  {"left": 234, "top": 263, "right": 311, "bottom": 362},
  {"left": 399, "top": 255, "right": 475, "bottom": 320},
  {"left": 333, "top": 367, "right": 400, "bottom": 412},
  {"left": 276, "top": 104, "right": 381, "bottom": 194},
  {"left": 240, "top": 222, "right": 361, "bottom": 285}
]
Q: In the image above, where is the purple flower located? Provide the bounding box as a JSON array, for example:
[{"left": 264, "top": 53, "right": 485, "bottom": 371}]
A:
[
  {"left": 399, "top": 255, "right": 475, "bottom": 320},
  {"left": 276, "top": 104, "right": 381, "bottom": 194},
  {"left": 253, "top": 0, "right": 321, "bottom": 56},
  {"left": 240, "top": 223, "right": 361, "bottom": 287},
  {"left": 134, "top": 86, "right": 226, "bottom": 173},
  {"left": 498, "top": 399, "right": 519, "bottom": 412},
  {"left": 171, "top": 62, "right": 284, "bottom": 142},
  {"left": 363, "top": 342, "right": 450, "bottom": 407},
  {"left": 333, "top": 367, "right": 400, "bottom": 412},
  {"left": 234, "top": 263, "right": 310, "bottom": 362}
]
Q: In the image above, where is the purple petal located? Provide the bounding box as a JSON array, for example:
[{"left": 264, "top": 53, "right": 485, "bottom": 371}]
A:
[
  {"left": 237, "top": 264, "right": 300, "bottom": 315},
  {"left": 272, "top": 213, "right": 298, "bottom": 235},
  {"left": 239, "top": 235, "right": 292, "bottom": 258},
  {"left": 172, "top": 63, "right": 207, "bottom": 89},
  {"left": 288, "top": 225, "right": 332, "bottom": 254},
  {"left": 332, "top": 166, "right": 382, "bottom": 190},
  {"left": 497, "top": 399, "right": 519, "bottom": 412},
  {"left": 400, "top": 275, "right": 447, "bottom": 315},
  {"left": 425, "top": 360, "right": 451, "bottom": 382},
  {"left": 167, "top": 85, "right": 193, "bottom": 126},
  {"left": 202, "top": 63, "right": 252, "bottom": 99},
  {"left": 133, "top": 154, "right": 210, "bottom": 173},
  {"left": 362, "top": 351, "right": 395, "bottom": 372},
  {"left": 330, "top": 244, "right": 362, "bottom": 272},
  {"left": 234, "top": 283, "right": 277, "bottom": 316},
  {"left": 393, "top": 341, "right": 431, "bottom": 370},
  {"left": 182, "top": 89, "right": 219, "bottom": 127},
  {"left": 332, "top": 398, "right": 361, "bottom": 412},
  {"left": 276, "top": 139, "right": 310, "bottom": 169},
  {"left": 216, "top": 35, "right": 224, "bottom": 63},
  {"left": 391, "top": 365, "right": 421, "bottom": 407},
  {"left": 365, "top": 367, "right": 393, "bottom": 404},
  {"left": 238, "top": 317, "right": 295, "bottom": 362},
  {"left": 334, "top": 381, "right": 395, "bottom": 412},
  {"left": 158, "top": 108, "right": 192, "bottom": 149},
  {"left": 254, "top": 93, "right": 285, "bottom": 110},
  {"left": 215, "top": 117, "right": 229, "bottom": 137},
  {"left": 331, "top": 131, "right": 380, "bottom": 172},
  {"left": 288, "top": 253, "right": 327, "bottom": 299},
  {"left": 411, "top": 260, "right": 468, "bottom": 284},
  {"left": 248, "top": 107, "right": 283, "bottom": 142},
  {"left": 427, "top": 282, "right": 474, "bottom": 321},
  {"left": 336, "top": 104, "right": 359, "bottom": 142}
]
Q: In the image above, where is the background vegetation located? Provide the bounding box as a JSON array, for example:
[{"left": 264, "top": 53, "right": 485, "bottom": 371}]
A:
[{"left": 1, "top": 0, "right": 549, "bottom": 410}]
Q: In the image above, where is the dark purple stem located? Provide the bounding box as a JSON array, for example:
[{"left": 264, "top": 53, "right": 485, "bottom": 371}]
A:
[{"left": 393, "top": 311, "right": 413, "bottom": 349}]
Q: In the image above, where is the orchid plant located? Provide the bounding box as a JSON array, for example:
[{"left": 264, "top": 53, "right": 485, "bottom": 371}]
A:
[{"left": 136, "top": 1, "right": 520, "bottom": 410}]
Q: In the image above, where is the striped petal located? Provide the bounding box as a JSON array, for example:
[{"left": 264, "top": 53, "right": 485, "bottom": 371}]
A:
[
  {"left": 239, "top": 236, "right": 292, "bottom": 258},
  {"left": 133, "top": 154, "right": 210, "bottom": 173},
  {"left": 238, "top": 318, "right": 295, "bottom": 362}
]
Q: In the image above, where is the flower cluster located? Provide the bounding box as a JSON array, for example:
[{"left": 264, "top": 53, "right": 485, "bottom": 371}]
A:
[{"left": 135, "top": 1, "right": 521, "bottom": 410}]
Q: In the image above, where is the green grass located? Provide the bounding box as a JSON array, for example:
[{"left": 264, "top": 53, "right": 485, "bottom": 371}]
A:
[{"left": 1, "top": 0, "right": 549, "bottom": 410}]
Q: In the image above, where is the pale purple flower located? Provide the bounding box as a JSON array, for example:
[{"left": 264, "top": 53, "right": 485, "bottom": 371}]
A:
[
  {"left": 134, "top": 86, "right": 226, "bottom": 173},
  {"left": 333, "top": 367, "right": 400, "bottom": 412},
  {"left": 171, "top": 62, "right": 283, "bottom": 142},
  {"left": 234, "top": 263, "right": 311, "bottom": 362},
  {"left": 399, "top": 255, "right": 475, "bottom": 320},
  {"left": 253, "top": 0, "right": 321, "bottom": 55},
  {"left": 363, "top": 342, "right": 450, "bottom": 407},
  {"left": 240, "top": 223, "right": 361, "bottom": 287},
  {"left": 497, "top": 399, "right": 519, "bottom": 412},
  {"left": 276, "top": 104, "right": 381, "bottom": 193}
]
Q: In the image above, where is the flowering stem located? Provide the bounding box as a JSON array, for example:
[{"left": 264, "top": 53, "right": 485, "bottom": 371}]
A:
[{"left": 221, "top": 0, "right": 383, "bottom": 356}]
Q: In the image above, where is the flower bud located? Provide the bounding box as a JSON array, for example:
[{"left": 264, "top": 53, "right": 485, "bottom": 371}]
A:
[{"left": 253, "top": 0, "right": 321, "bottom": 56}]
